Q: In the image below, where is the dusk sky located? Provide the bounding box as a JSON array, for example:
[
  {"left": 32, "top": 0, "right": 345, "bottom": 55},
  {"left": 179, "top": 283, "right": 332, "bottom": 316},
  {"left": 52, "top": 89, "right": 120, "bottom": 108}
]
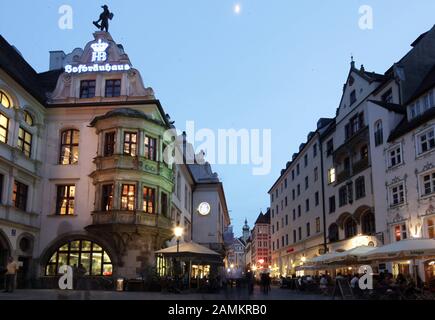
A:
[{"left": 2, "top": 0, "right": 435, "bottom": 236}]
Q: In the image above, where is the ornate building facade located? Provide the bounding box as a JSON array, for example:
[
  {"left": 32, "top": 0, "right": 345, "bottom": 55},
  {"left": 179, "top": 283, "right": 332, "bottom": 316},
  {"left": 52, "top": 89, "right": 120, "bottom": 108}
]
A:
[{"left": 0, "top": 31, "right": 230, "bottom": 288}]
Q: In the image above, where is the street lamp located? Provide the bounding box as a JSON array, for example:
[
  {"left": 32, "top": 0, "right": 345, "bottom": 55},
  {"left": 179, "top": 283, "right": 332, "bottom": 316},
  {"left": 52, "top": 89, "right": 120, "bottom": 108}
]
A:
[{"left": 174, "top": 225, "right": 184, "bottom": 253}]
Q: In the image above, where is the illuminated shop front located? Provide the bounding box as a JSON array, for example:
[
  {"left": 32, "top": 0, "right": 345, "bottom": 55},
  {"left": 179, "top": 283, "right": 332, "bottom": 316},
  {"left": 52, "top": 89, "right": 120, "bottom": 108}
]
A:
[{"left": 45, "top": 239, "right": 113, "bottom": 277}]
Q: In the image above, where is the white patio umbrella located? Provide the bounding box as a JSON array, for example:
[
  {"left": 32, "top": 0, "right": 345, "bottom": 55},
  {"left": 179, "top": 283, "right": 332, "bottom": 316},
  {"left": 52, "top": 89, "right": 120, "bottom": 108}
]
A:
[
  {"left": 308, "top": 252, "right": 343, "bottom": 265},
  {"left": 358, "top": 239, "right": 435, "bottom": 282},
  {"left": 358, "top": 239, "right": 435, "bottom": 262},
  {"left": 333, "top": 246, "right": 377, "bottom": 263}
]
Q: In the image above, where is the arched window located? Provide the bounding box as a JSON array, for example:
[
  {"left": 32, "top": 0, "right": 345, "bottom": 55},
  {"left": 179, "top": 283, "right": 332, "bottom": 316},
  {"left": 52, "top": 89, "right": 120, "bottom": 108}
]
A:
[
  {"left": 60, "top": 129, "right": 79, "bottom": 165},
  {"left": 344, "top": 218, "right": 358, "bottom": 239},
  {"left": 328, "top": 223, "right": 339, "bottom": 243},
  {"left": 45, "top": 239, "right": 113, "bottom": 276},
  {"left": 24, "top": 111, "right": 33, "bottom": 126},
  {"left": 374, "top": 120, "right": 383, "bottom": 146},
  {"left": 0, "top": 91, "right": 11, "bottom": 109},
  {"left": 361, "top": 212, "right": 376, "bottom": 235}
]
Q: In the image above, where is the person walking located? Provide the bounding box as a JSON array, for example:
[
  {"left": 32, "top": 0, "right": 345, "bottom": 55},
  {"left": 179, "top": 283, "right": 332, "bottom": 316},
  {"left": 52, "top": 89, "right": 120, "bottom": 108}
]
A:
[{"left": 4, "top": 257, "right": 18, "bottom": 293}]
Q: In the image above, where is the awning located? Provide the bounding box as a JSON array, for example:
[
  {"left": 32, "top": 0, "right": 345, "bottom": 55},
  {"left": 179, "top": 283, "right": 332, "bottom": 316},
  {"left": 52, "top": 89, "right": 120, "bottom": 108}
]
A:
[
  {"left": 308, "top": 252, "right": 343, "bottom": 265},
  {"left": 333, "top": 246, "right": 377, "bottom": 263},
  {"left": 358, "top": 239, "right": 435, "bottom": 262},
  {"left": 155, "top": 241, "right": 223, "bottom": 264}
]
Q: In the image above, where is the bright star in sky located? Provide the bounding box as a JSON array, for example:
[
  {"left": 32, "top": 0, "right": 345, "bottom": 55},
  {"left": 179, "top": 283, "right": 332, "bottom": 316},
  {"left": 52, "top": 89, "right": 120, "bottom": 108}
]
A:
[{"left": 234, "top": 3, "right": 241, "bottom": 15}]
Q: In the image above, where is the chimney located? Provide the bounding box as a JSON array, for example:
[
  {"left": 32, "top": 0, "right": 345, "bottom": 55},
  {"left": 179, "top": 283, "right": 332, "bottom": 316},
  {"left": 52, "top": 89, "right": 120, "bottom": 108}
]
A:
[{"left": 49, "top": 51, "right": 66, "bottom": 70}]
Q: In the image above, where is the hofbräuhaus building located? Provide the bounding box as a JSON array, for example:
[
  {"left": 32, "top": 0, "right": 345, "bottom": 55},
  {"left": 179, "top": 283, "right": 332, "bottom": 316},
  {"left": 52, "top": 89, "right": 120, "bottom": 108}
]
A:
[{"left": 0, "top": 31, "right": 230, "bottom": 288}]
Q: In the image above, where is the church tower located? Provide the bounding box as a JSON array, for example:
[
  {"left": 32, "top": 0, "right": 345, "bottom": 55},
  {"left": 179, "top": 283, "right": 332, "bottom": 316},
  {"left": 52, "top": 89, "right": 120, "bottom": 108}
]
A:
[{"left": 242, "top": 218, "right": 250, "bottom": 242}]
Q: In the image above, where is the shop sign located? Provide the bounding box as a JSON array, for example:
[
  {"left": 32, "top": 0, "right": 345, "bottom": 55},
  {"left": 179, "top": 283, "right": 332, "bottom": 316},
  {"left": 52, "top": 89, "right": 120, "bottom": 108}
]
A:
[{"left": 65, "top": 39, "right": 131, "bottom": 74}]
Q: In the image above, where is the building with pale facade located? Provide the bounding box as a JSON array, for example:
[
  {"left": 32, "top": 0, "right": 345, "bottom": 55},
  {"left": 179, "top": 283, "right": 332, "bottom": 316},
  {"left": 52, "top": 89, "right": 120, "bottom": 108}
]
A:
[{"left": 0, "top": 31, "right": 231, "bottom": 288}]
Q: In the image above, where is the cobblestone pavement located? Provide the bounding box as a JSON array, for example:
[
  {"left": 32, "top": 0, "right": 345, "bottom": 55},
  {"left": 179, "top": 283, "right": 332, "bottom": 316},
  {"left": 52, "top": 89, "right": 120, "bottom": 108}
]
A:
[{"left": 0, "top": 286, "right": 331, "bottom": 300}]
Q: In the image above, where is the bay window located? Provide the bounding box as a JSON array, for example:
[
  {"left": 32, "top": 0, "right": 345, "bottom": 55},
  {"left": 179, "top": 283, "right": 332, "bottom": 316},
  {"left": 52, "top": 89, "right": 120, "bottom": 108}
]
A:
[
  {"left": 104, "top": 132, "right": 116, "bottom": 157},
  {"left": 123, "top": 132, "right": 137, "bottom": 156},
  {"left": 121, "top": 184, "right": 136, "bottom": 211},
  {"left": 144, "top": 136, "right": 157, "bottom": 161},
  {"left": 143, "top": 186, "right": 155, "bottom": 214},
  {"left": 101, "top": 184, "right": 114, "bottom": 211}
]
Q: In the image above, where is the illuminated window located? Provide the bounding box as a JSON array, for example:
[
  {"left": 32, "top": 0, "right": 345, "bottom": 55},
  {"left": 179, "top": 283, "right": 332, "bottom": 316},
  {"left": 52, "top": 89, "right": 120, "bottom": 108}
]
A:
[
  {"left": 0, "top": 114, "right": 9, "bottom": 143},
  {"left": 17, "top": 127, "right": 32, "bottom": 158},
  {"left": 123, "top": 132, "right": 137, "bottom": 156},
  {"left": 101, "top": 184, "right": 113, "bottom": 211},
  {"left": 56, "top": 185, "right": 75, "bottom": 215},
  {"left": 60, "top": 129, "right": 79, "bottom": 165},
  {"left": 121, "top": 184, "right": 136, "bottom": 211},
  {"left": 23, "top": 111, "right": 33, "bottom": 126},
  {"left": 394, "top": 224, "right": 407, "bottom": 242},
  {"left": 143, "top": 186, "right": 155, "bottom": 214},
  {"left": 0, "top": 91, "right": 11, "bottom": 108},
  {"left": 316, "top": 217, "right": 321, "bottom": 233},
  {"left": 144, "top": 136, "right": 157, "bottom": 161},
  {"left": 428, "top": 219, "right": 435, "bottom": 239},
  {"left": 45, "top": 240, "right": 113, "bottom": 276},
  {"left": 328, "top": 168, "right": 336, "bottom": 184},
  {"left": 13, "top": 180, "right": 28, "bottom": 211},
  {"left": 105, "top": 79, "right": 121, "bottom": 98}
]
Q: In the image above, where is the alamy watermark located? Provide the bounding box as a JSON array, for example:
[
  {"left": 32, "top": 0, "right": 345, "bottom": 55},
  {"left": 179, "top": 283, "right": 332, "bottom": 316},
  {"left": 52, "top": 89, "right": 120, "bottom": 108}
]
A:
[
  {"left": 163, "top": 121, "right": 272, "bottom": 176},
  {"left": 58, "top": 5, "right": 73, "bottom": 30},
  {"left": 359, "top": 5, "right": 374, "bottom": 30}
]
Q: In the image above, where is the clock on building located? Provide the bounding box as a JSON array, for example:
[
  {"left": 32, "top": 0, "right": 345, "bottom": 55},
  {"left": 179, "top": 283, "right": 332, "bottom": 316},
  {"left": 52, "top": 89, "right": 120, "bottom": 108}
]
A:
[{"left": 197, "top": 202, "right": 211, "bottom": 216}]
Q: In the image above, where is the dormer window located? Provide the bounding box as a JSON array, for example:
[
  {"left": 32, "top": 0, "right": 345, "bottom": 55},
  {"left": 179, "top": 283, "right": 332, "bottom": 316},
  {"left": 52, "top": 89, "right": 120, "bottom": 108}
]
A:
[
  {"left": 382, "top": 88, "right": 393, "bottom": 103},
  {"left": 80, "top": 80, "right": 96, "bottom": 98},
  {"left": 350, "top": 90, "right": 357, "bottom": 106},
  {"left": 105, "top": 79, "right": 121, "bottom": 97}
]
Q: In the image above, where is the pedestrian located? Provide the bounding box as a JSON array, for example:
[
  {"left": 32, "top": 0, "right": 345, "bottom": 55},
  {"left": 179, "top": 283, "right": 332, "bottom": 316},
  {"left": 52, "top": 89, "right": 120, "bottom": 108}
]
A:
[
  {"left": 4, "top": 257, "right": 19, "bottom": 293},
  {"left": 320, "top": 274, "right": 328, "bottom": 295},
  {"left": 76, "top": 263, "right": 87, "bottom": 290}
]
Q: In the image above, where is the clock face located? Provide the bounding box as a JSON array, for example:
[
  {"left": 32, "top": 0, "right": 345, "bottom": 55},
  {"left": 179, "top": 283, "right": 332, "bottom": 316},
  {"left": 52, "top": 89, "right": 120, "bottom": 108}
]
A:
[{"left": 198, "top": 202, "right": 211, "bottom": 216}]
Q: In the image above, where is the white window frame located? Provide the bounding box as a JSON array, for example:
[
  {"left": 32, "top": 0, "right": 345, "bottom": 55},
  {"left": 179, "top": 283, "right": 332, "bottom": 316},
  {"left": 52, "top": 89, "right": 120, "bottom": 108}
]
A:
[
  {"left": 389, "top": 182, "right": 405, "bottom": 207},
  {"left": 420, "top": 169, "right": 435, "bottom": 198},
  {"left": 416, "top": 126, "right": 435, "bottom": 156},
  {"left": 387, "top": 143, "right": 403, "bottom": 169}
]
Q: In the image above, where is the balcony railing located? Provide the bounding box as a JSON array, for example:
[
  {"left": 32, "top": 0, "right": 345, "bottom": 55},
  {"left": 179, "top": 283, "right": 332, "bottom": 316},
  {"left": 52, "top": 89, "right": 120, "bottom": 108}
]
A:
[
  {"left": 353, "top": 157, "right": 370, "bottom": 175},
  {"left": 91, "top": 210, "right": 172, "bottom": 229},
  {"left": 336, "top": 170, "right": 351, "bottom": 184}
]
